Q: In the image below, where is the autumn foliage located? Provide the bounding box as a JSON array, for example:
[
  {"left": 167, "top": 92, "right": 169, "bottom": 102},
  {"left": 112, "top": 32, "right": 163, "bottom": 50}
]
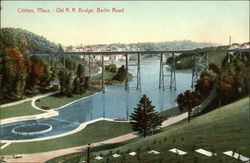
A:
[
  {"left": 195, "top": 75, "right": 213, "bottom": 95},
  {"left": 0, "top": 47, "right": 56, "bottom": 101}
]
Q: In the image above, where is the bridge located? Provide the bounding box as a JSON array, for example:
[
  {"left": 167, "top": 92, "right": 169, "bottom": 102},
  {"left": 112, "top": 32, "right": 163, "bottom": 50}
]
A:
[{"left": 27, "top": 48, "right": 250, "bottom": 93}]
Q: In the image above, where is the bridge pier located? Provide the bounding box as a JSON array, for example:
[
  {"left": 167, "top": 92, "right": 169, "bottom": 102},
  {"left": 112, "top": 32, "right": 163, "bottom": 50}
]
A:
[
  {"left": 101, "top": 54, "right": 105, "bottom": 93},
  {"left": 191, "top": 52, "right": 209, "bottom": 89},
  {"left": 125, "top": 53, "right": 129, "bottom": 91},
  {"left": 136, "top": 53, "right": 142, "bottom": 91},
  {"left": 125, "top": 53, "right": 141, "bottom": 91},
  {"left": 159, "top": 53, "right": 176, "bottom": 90},
  {"left": 88, "top": 54, "right": 91, "bottom": 78},
  {"left": 170, "top": 53, "right": 176, "bottom": 90}
]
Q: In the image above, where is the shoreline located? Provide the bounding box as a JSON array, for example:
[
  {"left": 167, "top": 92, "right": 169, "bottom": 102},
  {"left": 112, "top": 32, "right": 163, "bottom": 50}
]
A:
[{"left": 0, "top": 89, "right": 103, "bottom": 126}]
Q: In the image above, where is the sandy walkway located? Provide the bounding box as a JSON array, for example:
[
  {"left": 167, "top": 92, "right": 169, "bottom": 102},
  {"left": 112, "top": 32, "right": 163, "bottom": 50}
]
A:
[{"left": 4, "top": 112, "right": 187, "bottom": 163}]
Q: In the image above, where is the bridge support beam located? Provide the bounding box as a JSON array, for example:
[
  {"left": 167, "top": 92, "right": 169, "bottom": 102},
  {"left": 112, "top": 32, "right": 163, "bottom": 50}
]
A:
[
  {"left": 159, "top": 53, "right": 163, "bottom": 89},
  {"left": 101, "top": 54, "right": 105, "bottom": 93},
  {"left": 136, "top": 53, "right": 142, "bottom": 91},
  {"left": 159, "top": 53, "right": 176, "bottom": 90},
  {"left": 125, "top": 53, "right": 129, "bottom": 91},
  {"left": 170, "top": 53, "right": 176, "bottom": 90},
  {"left": 227, "top": 50, "right": 242, "bottom": 63},
  {"left": 191, "top": 52, "right": 209, "bottom": 89},
  {"left": 88, "top": 54, "right": 91, "bottom": 78},
  {"left": 125, "top": 53, "right": 141, "bottom": 91}
]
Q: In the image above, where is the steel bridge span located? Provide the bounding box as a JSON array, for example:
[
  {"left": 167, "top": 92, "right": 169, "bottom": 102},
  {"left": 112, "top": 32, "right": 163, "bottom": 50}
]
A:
[{"left": 27, "top": 48, "right": 250, "bottom": 93}]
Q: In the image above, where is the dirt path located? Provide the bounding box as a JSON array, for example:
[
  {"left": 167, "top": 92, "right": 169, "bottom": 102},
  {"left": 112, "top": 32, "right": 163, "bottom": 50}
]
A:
[{"left": 4, "top": 112, "right": 187, "bottom": 163}]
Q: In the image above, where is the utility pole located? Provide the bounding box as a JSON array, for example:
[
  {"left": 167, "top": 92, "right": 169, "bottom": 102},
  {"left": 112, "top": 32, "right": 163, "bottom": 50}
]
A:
[{"left": 229, "top": 36, "right": 231, "bottom": 46}]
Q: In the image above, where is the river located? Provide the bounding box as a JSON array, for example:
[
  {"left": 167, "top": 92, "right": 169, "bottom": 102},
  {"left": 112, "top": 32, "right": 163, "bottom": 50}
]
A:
[{"left": 0, "top": 59, "right": 192, "bottom": 140}]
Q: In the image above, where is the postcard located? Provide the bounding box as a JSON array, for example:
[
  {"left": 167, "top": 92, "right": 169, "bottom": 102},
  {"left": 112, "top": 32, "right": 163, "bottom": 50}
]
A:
[{"left": 0, "top": 1, "right": 249, "bottom": 162}]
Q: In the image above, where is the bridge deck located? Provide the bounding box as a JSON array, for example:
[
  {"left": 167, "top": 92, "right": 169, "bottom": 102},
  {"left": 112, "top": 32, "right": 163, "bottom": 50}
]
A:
[{"left": 26, "top": 48, "right": 249, "bottom": 56}]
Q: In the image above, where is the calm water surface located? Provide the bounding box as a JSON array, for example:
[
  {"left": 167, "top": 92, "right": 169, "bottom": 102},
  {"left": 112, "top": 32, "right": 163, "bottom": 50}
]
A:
[{"left": 0, "top": 59, "right": 192, "bottom": 140}]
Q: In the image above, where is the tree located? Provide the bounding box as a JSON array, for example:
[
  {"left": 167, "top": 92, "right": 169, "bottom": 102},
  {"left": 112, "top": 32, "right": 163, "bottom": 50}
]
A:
[
  {"left": 84, "top": 76, "right": 90, "bottom": 90},
  {"left": 130, "top": 94, "right": 164, "bottom": 137},
  {"left": 176, "top": 90, "right": 200, "bottom": 123},
  {"left": 25, "top": 56, "right": 44, "bottom": 92},
  {"left": 76, "top": 64, "right": 85, "bottom": 78},
  {"left": 73, "top": 77, "right": 81, "bottom": 94},
  {"left": 195, "top": 75, "right": 213, "bottom": 95},
  {"left": 76, "top": 64, "right": 86, "bottom": 93},
  {"left": 209, "top": 63, "right": 220, "bottom": 74},
  {"left": 112, "top": 65, "right": 127, "bottom": 81},
  {"left": 1, "top": 47, "right": 27, "bottom": 99},
  {"left": 57, "top": 44, "right": 64, "bottom": 54},
  {"left": 39, "top": 60, "right": 57, "bottom": 90},
  {"left": 58, "top": 69, "right": 72, "bottom": 97}
]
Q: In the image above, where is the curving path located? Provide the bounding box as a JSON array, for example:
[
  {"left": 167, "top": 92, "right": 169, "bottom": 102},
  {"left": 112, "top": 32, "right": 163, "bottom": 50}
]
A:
[
  {"left": 0, "top": 92, "right": 58, "bottom": 109},
  {"left": 4, "top": 112, "right": 188, "bottom": 163}
]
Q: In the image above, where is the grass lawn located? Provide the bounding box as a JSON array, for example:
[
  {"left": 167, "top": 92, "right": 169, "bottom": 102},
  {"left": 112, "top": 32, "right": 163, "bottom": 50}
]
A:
[
  {"left": 0, "top": 102, "right": 43, "bottom": 120},
  {"left": 0, "top": 87, "right": 101, "bottom": 120},
  {"left": 208, "top": 52, "right": 227, "bottom": 68},
  {"left": 61, "top": 97, "right": 249, "bottom": 163},
  {"left": 0, "top": 121, "right": 133, "bottom": 155},
  {"left": 35, "top": 88, "right": 101, "bottom": 109},
  {"left": 158, "top": 106, "right": 185, "bottom": 118}
]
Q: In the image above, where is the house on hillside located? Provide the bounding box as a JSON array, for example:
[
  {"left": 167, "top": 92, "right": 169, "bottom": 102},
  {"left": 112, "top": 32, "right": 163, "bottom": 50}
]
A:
[
  {"left": 241, "top": 42, "right": 250, "bottom": 49},
  {"left": 230, "top": 43, "right": 239, "bottom": 49}
]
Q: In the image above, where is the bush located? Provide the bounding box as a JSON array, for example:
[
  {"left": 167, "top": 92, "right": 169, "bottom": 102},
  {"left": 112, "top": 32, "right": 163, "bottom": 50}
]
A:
[
  {"left": 112, "top": 65, "right": 127, "bottom": 81},
  {"left": 104, "top": 64, "right": 117, "bottom": 72},
  {"left": 209, "top": 63, "right": 220, "bottom": 74}
]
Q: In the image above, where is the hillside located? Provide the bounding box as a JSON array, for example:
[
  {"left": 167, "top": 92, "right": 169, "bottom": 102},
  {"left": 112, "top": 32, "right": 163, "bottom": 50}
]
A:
[
  {"left": 56, "top": 97, "right": 249, "bottom": 163},
  {"left": 167, "top": 46, "right": 229, "bottom": 69},
  {"left": 134, "top": 40, "right": 218, "bottom": 51},
  {"left": 0, "top": 27, "right": 59, "bottom": 53}
]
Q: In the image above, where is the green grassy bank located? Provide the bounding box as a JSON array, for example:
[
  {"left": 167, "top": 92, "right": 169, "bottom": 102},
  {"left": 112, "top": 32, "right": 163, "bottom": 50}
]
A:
[{"left": 60, "top": 97, "right": 249, "bottom": 163}]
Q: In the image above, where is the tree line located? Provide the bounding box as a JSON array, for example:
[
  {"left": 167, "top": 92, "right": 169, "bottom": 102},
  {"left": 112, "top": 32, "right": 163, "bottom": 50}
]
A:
[
  {"left": 0, "top": 47, "right": 57, "bottom": 102},
  {"left": 176, "top": 52, "right": 249, "bottom": 122},
  {"left": 1, "top": 28, "right": 59, "bottom": 54},
  {"left": 58, "top": 64, "right": 89, "bottom": 97}
]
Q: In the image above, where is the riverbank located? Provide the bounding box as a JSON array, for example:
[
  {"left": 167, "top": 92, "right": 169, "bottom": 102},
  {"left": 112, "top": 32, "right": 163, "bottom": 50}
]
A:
[
  {"left": 35, "top": 86, "right": 102, "bottom": 110},
  {"left": 0, "top": 86, "right": 102, "bottom": 123}
]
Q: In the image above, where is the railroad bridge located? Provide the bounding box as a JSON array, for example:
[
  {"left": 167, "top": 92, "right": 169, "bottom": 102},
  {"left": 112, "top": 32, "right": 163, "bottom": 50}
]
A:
[{"left": 27, "top": 48, "right": 249, "bottom": 93}]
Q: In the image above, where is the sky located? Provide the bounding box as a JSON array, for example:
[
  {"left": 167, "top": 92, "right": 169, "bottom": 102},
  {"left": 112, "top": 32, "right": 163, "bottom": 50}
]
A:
[{"left": 1, "top": 1, "right": 249, "bottom": 46}]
